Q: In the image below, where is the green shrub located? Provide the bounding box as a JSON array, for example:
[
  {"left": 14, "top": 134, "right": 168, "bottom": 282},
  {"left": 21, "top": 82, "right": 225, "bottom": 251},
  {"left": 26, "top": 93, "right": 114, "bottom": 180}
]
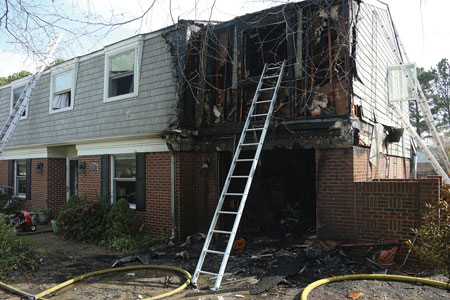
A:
[
  {"left": 105, "top": 198, "right": 139, "bottom": 237},
  {"left": 0, "top": 215, "right": 37, "bottom": 279},
  {"left": 56, "top": 195, "right": 159, "bottom": 252},
  {"left": 56, "top": 195, "right": 109, "bottom": 242},
  {"left": 408, "top": 185, "right": 450, "bottom": 279}
]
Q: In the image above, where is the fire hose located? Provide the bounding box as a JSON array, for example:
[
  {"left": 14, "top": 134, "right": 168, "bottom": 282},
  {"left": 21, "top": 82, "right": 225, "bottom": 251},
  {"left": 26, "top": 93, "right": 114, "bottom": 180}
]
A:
[
  {"left": 0, "top": 265, "right": 191, "bottom": 300},
  {"left": 301, "top": 274, "right": 449, "bottom": 300}
]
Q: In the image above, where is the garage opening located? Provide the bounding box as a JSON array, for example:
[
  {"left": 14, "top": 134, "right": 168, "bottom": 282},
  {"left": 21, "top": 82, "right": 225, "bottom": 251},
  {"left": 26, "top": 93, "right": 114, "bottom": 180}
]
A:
[{"left": 218, "top": 149, "right": 316, "bottom": 242}]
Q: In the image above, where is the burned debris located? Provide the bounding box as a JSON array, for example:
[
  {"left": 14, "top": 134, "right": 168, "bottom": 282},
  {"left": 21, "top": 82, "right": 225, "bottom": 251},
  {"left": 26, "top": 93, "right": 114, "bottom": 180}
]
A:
[{"left": 165, "top": 0, "right": 352, "bottom": 134}]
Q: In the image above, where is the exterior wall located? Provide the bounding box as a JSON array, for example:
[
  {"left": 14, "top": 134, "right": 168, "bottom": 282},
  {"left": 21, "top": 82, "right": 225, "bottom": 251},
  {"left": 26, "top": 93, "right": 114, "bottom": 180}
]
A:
[
  {"left": 353, "top": 146, "right": 410, "bottom": 181},
  {"left": 47, "top": 158, "right": 67, "bottom": 219},
  {"left": 354, "top": 179, "right": 440, "bottom": 242},
  {"left": 0, "top": 160, "right": 8, "bottom": 187},
  {"left": 78, "top": 156, "right": 102, "bottom": 200},
  {"left": 11, "top": 158, "right": 67, "bottom": 215},
  {"left": 316, "top": 146, "right": 438, "bottom": 242},
  {"left": 177, "top": 152, "right": 218, "bottom": 239},
  {"left": 352, "top": 1, "right": 411, "bottom": 158},
  {"left": 316, "top": 148, "right": 355, "bottom": 240},
  {"left": 0, "top": 34, "right": 178, "bottom": 148},
  {"left": 136, "top": 152, "right": 172, "bottom": 239}
]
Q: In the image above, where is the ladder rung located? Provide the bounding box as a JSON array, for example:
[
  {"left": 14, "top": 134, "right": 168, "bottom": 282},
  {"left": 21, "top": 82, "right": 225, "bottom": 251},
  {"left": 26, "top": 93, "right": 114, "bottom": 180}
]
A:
[
  {"left": 260, "top": 87, "right": 276, "bottom": 91},
  {"left": 199, "top": 271, "right": 219, "bottom": 276},
  {"left": 218, "top": 210, "right": 239, "bottom": 215},
  {"left": 255, "top": 100, "right": 272, "bottom": 104},
  {"left": 235, "top": 159, "right": 254, "bottom": 162},
  {"left": 266, "top": 66, "right": 281, "bottom": 70},
  {"left": 241, "top": 143, "right": 259, "bottom": 147},
  {"left": 263, "top": 75, "right": 279, "bottom": 79},
  {"left": 230, "top": 175, "right": 249, "bottom": 178},
  {"left": 212, "top": 230, "right": 232, "bottom": 235},
  {"left": 251, "top": 113, "right": 268, "bottom": 117},
  {"left": 224, "top": 193, "right": 245, "bottom": 196},
  {"left": 206, "top": 249, "right": 225, "bottom": 255},
  {"left": 246, "top": 128, "right": 263, "bottom": 131}
]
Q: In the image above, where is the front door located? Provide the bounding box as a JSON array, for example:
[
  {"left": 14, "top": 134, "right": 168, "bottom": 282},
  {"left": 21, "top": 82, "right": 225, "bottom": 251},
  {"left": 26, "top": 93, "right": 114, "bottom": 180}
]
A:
[{"left": 67, "top": 159, "right": 78, "bottom": 199}]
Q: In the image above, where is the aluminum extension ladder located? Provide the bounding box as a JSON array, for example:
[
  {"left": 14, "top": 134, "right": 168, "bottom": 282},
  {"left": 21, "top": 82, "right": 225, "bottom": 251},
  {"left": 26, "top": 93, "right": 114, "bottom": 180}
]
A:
[
  {"left": 192, "top": 60, "right": 286, "bottom": 290},
  {"left": 376, "top": 12, "right": 450, "bottom": 184},
  {"left": 0, "top": 34, "right": 62, "bottom": 154}
]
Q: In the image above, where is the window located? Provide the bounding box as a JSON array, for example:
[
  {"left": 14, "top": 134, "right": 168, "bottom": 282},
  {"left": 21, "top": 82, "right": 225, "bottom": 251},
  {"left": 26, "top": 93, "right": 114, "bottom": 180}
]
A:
[
  {"left": 104, "top": 43, "right": 141, "bottom": 102},
  {"left": 15, "top": 160, "right": 26, "bottom": 197},
  {"left": 11, "top": 85, "right": 28, "bottom": 118},
  {"left": 112, "top": 156, "right": 136, "bottom": 209},
  {"left": 50, "top": 71, "right": 74, "bottom": 113}
]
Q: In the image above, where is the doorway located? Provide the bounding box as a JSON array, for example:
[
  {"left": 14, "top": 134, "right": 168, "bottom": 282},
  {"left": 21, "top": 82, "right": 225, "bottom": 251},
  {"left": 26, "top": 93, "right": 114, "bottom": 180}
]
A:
[{"left": 66, "top": 158, "right": 78, "bottom": 199}]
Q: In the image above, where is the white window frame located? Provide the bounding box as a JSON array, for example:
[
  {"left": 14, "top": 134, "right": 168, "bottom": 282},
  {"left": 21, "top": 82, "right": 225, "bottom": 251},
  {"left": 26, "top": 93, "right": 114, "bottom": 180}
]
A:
[
  {"left": 49, "top": 68, "right": 76, "bottom": 114},
  {"left": 15, "top": 160, "right": 26, "bottom": 198},
  {"left": 111, "top": 155, "right": 136, "bottom": 209},
  {"left": 10, "top": 79, "right": 29, "bottom": 120},
  {"left": 103, "top": 39, "right": 143, "bottom": 103}
]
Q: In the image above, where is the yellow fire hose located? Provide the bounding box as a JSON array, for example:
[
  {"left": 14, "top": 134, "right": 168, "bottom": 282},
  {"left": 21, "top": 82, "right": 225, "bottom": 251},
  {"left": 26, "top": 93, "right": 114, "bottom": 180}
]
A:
[
  {"left": 0, "top": 265, "right": 191, "bottom": 300},
  {"left": 301, "top": 274, "right": 449, "bottom": 300}
]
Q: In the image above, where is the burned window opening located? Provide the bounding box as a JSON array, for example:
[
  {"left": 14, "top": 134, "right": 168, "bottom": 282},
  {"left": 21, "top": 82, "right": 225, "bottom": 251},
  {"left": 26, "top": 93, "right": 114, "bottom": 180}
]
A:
[{"left": 243, "top": 23, "right": 288, "bottom": 78}]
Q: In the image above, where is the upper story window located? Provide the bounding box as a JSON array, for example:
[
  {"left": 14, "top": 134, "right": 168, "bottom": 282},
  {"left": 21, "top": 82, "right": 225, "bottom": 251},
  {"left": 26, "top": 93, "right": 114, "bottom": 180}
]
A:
[
  {"left": 50, "top": 70, "right": 75, "bottom": 113},
  {"left": 11, "top": 84, "right": 28, "bottom": 119},
  {"left": 103, "top": 38, "right": 143, "bottom": 102}
]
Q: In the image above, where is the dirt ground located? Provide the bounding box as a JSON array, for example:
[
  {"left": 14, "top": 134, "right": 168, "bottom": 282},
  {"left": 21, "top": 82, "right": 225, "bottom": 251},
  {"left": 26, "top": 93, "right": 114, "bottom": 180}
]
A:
[{"left": 0, "top": 230, "right": 449, "bottom": 300}]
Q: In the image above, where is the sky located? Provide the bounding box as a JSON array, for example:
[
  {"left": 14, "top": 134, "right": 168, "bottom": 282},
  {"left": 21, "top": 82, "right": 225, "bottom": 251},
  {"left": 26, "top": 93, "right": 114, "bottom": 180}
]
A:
[{"left": 0, "top": 0, "right": 449, "bottom": 77}]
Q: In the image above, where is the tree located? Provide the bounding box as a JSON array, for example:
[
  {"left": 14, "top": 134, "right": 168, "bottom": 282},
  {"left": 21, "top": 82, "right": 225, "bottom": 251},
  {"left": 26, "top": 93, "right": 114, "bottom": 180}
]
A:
[
  {"left": 429, "top": 58, "right": 450, "bottom": 130},
  {"left": 411, "top": 67, "right": 432, "bottom": 137},
  {"left": 0, "top": 70, "right": 30, "bottom": 86}
]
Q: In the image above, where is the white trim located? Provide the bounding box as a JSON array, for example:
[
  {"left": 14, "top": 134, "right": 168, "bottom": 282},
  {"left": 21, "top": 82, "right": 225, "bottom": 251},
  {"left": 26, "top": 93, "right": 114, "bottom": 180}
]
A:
[
  {"left": 1, "top": 145, "right": 77, "bottom": 160},
  {"left": 111, "top": 154, "right": 137, "bottom": 209},
  {"left": 10, "top": 79, "right": 29, "bottom": 120},
  {"left": 49, "top": 66, "right": 76, "bottom": 114},
  {"left": 103, "top": 37, "right": 144, "bottom": 103},
  {"left": 76, "top": 136, "right": 168, "bottom": 156},
  {"left": 14, "top": 160, "right": 26, "bottom": 198},
  {"left": 2, "top": 147, "right": 49, "bottom": 160}
]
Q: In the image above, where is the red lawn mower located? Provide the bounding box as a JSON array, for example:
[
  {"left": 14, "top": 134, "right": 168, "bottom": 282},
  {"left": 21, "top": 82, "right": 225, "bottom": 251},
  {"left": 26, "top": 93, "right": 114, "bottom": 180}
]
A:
[{"left": 9, "top": 210, "right": 37, "bottom": 232}]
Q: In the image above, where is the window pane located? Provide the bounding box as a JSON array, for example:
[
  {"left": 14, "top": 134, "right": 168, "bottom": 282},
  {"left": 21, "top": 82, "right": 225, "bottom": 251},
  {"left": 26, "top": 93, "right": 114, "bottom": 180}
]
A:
[
  {"left": 17, "top": 177, "right": 26, "bottom": 194},
  {"left": 115, "top": 157, "right": 136, "bottom": 178},
  {"left": 13, "top": 86, "right": 25, "bottom": 103},
  {"left": 110, "top": 51, "right": 134, "bottom": 76},
  {"left": 115, "top": 180, "right": 136, "bottom": 205},
  {"left": 13, "top": 86, "right": 27, "bottom": 116},
  {"left": 55, "top": 72, "right": 72, "bottom": 92},
  {"left": 17, "top": 160, "right": 26, "bottom": 176}
]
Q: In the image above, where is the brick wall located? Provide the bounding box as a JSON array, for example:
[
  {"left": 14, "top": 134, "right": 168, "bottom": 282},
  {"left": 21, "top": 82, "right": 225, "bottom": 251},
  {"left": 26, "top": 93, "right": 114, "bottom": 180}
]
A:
[
  {"left": 135, "top": 152, "right": 172, "bottom": 239},
  {"left": 47, "top": 158, "right": 66, "bottom": 218},
  {"left": 78, "top": 156, "right": 102, "bottom": 200},
  {"left": 21, "top": 158, "right": 49, "bottom": 212},
  {"left": 353, "top": 147, "right": 410, "bottom": 182},
  {"left": 0, "top": 160, "right": 8, "bottom": 187},
  {"left": 16, "top": 158, "right": 67, "bottom": 215},
  {"left": 177, "top": 152, "right": 218, "bottom": 239},
  {"left": 316, "top": 146, "right": 433, "bottom": 243},
  {"left": 354, "top": 178, "right": 440, "bottom": 242},
  {"left": 316, "top": 148, "right": 355, "bottom": 240}
]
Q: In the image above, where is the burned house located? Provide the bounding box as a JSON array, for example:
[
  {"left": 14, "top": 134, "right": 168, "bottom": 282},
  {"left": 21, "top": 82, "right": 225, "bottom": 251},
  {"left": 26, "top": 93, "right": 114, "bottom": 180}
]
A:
[{"left": 0, "top": 0, "right": 441, "bottom": 243}]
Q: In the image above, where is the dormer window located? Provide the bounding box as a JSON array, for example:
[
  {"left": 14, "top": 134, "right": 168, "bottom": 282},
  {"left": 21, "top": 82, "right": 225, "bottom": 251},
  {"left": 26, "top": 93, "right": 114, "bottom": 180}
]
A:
[
  {"left": 50, "top": 70, "right": 74, "bottom": 113},
  {"left": 103, "top": 39, "right": 142, "bottom": 103}
]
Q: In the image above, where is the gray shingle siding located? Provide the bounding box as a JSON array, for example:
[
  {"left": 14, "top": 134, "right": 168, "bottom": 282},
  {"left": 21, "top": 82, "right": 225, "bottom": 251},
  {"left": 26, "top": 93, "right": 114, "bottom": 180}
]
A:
[{"left": 0, "top": 35, "right": 177, "bottom": 148}]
